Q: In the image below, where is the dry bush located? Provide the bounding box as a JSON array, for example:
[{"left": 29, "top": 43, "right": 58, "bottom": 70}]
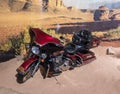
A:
[
  {"left": 0, "top": 26, "right": 69, "bottom": 55},
  {"left": 92, "top": 27, "right": 120, "bottom": 40}
]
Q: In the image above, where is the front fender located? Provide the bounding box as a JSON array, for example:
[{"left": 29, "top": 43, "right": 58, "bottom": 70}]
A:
[{"left": 17, "top": 57, "right": 38, "bottom": 73}]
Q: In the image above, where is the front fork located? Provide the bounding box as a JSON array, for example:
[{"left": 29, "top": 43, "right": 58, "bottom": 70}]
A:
[
  {"left": 34, "top": 57, "right": 51, "bottom": 78},
  {"left": 31, "top": 60, "right": 40, "bottom": 77}
]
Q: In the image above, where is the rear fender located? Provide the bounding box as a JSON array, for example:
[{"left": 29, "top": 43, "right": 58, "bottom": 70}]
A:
[{"left": 67, "top": 54, "right": 83, "bottom": 61}]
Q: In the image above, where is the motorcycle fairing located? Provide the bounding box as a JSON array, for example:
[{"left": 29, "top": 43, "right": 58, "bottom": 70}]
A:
[{"left": 30, "top": 28, "right": 63, "bottom": 47}]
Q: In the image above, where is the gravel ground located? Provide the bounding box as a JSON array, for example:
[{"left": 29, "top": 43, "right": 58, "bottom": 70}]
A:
[{"left": 0, "top": 46, "right": 120, "bottom": 94}]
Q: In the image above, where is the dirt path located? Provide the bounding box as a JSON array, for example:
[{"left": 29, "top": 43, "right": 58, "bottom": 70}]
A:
[
  {"left": 0, "top": 46, "right": 120, "bottom": 94},
  {"left": 101, "top": 41, "right": 120, "bottom": 47}
]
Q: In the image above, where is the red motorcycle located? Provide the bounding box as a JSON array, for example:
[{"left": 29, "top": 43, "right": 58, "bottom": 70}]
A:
[{"left": 16, "top": 28, "right": 99, "bottom": 83}]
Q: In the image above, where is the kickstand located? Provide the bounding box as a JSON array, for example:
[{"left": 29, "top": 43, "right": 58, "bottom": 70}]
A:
[{"left": 54, "top": 76, "right": 61, "bottom": 86}]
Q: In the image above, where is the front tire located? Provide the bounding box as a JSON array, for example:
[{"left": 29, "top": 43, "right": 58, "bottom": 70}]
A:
[
  {"left": 17, "top": 70, "right": 32, "bottom": 83},
  {"left": 17, "top": 63, "right": 36, "bottom": 83},
  {"left": 16, "top": 74, "right": 25, "bottom": 83}
]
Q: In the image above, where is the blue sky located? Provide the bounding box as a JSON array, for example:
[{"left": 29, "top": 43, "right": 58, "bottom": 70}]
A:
[{"left": 63, "top": 0, "right": 120, "bottom": 9}]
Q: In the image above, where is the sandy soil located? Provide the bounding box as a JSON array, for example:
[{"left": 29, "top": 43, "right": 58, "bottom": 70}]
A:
[
  {"left": 100, "top": 41, "right": 120, "bottom": 47},
  {"left": 0, "top": 11, "right": 93, "bottom": 43},
  {"left": 0, "top": 46, "right": 120, "bottom": 94}
]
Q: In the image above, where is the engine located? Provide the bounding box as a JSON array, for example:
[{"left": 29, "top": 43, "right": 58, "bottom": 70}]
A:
[{"left": 52, "top": 55, "right": 72, "bottom": 71}]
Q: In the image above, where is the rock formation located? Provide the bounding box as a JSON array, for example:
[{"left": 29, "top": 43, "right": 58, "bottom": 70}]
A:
[
  {"left": 9, "top": 0, "right": 41, "bottom": 12},
  {"left": 94, "top": 6, "right": 109, "bottom": 21},
  {"left": 0, "top": 0, "right": 42, "bottom": 12},
  {"left": 94, "top": 6, "right": 120, "bottom": 21},
  {"left": 0, "top": 0, "right": 66, "bottom": 12},
  {"left": 0, "top": 0, "right": 10, "bottom": 12},
  {"left": 9, "top": 0, "right": 26, "bottom": 12},
  {"left": 109, "top": 9, "right": 120, "bottom": 20}
]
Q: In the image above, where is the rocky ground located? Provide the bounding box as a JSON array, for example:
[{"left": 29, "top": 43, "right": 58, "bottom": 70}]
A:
[{"left": 0, "top": 46, "right": 120, "bottom": 94}]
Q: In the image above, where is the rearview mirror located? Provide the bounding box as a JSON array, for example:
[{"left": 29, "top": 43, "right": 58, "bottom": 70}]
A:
[
  {"left": 25, "top": 43, "right": 30, "bottom": 50},
  {"left": 60, "top": 36, "right": 65, "bottom": 40}
]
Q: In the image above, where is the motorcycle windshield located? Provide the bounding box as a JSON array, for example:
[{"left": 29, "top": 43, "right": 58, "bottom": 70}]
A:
[{"left": 30, "top": 28, "right": 62, "bottom": 46}]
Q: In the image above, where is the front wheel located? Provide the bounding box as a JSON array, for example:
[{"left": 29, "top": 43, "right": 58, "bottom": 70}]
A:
[
  {"left": 17, "top": 69, "right": 33, "bottom": 83},
  {"left": 17, "top": 74, "right": 26, "bottom": 83},
  {"left": 17, "top": 63, "right": 37, "bottom": 83}
]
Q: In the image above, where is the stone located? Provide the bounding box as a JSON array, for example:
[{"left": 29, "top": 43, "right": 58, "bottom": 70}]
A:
[
  {"left": 106, "top": 47, "right": 116, "bottom": 55},
  {"left": 106, "top": 47, "right": 120, "bottom": 56}
]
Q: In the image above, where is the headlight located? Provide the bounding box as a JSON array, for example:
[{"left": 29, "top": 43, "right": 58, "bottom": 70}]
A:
[{"left": 31, "top": 46, "right": 40, "bottom": 55}]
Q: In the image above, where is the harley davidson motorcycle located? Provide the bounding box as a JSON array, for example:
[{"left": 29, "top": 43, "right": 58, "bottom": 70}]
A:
[{"left": 16, "top": 28, "right": 100, "bottom": 83}]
